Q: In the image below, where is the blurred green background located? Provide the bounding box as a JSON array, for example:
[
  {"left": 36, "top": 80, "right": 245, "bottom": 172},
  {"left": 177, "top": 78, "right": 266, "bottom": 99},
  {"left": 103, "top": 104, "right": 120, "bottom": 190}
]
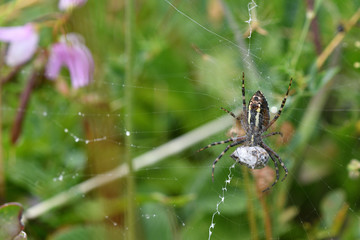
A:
[{"left": 1, "top": 0, "right": 360, "bottom": 239}]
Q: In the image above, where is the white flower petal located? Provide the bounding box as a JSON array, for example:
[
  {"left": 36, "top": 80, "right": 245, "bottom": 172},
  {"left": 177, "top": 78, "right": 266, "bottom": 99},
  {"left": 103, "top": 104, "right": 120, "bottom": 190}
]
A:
[
  {"left": 5, "top": 30, "right": 39, "bottom": 66},
  {"left": 0, "top": 24, "right": 34, "bottom": 42},
  {"left": 58, "top": 0, "right": 87, "bottom": 11}
]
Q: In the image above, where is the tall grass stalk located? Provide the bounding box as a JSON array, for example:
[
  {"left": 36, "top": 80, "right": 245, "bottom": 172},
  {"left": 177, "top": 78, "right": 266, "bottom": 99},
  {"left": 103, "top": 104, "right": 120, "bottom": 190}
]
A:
[
  {"left": 242, "top": 167, "right": 258, "bottom": 240},
  {"left": 291, "top": 0, "right": 322, "bottom": 71},
  {"left": 258, "top": 190, "right": 272, "bottom": 239},
  {"left": 0, "top": 80, "right": 3, "bottom": 199},
  {"left": 125, "top": 0, "right": 136, "bottom": 239},
  {"left": 316, "top": 8, "right": 360, "bottom": 69}
]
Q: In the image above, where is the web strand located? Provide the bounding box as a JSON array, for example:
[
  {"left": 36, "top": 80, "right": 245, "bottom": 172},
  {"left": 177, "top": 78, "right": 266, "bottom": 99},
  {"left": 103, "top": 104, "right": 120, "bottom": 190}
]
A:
[{"left": 208, "top": 163, "right": 236, "bottom": 240}]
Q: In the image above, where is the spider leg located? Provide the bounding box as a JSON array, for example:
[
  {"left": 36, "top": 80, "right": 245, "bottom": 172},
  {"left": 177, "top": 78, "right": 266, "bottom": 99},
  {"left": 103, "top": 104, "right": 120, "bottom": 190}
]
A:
[
  {"left": 220, "top": 107, "right": 237, "bottom": 119},
  {"left": 262, "top": 131, "right": 283, "bottom": 139},
  {"left": 197, "top": 136, "right": 246, "bottom": 152},
  {"left": 242, "top": 72, "right": 247, "bottom": 117},
  {"left": 219, "top": 72, "right": 247, "bottom": 123},
  {"left": 262, "top": 153, "right": 280, "bottom": 192},
  {"left": 220, "top": 107, "right": 242, "bottom": 122},
  {"left": 261, "top": 142, "right": 288, "bottom": 182},
  {"left": 212, "top": 140, "right": 245, "bottom": 181},
  {"left": 264, "top": 78, "right": 292, "bottom": 132}
]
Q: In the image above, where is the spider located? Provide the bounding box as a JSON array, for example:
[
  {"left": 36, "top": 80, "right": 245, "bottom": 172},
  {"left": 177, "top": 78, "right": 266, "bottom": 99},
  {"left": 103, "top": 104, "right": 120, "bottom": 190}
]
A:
[{"left": 198, "top": 72, "right": 292, "bottom": 191}]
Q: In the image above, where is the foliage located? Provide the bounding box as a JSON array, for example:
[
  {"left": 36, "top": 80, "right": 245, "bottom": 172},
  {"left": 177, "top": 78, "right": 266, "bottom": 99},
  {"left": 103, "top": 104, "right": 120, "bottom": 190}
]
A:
[
  {"left": 0, "top": 203, "right": 26, "bottom": 239},
  {"left": 1, "top": 0, "right": 360, "bottom": 239}
]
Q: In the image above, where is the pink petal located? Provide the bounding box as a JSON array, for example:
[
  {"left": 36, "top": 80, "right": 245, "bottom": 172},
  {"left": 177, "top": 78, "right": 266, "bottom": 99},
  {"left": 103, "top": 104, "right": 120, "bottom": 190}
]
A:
[
  {"left": 0, "top": 24, "right": 39, "bottom": 66},
  {"left": 66, "top": 45, "right": 93, "bottom": 88},
  {"left": 45, "top": 34, "right": 94, "bottom": 89},
  {"left": 45, "top": 43, "right": 68, "bottom": 79},
  {"left": 6, "top": 32, "right": 38, "bottom": 66},
  {"left": 58, "top": 0, "right": 87, "bottom": 11},
  {"left": 0, "top": 23, "right": 35, "bottom": 42}
]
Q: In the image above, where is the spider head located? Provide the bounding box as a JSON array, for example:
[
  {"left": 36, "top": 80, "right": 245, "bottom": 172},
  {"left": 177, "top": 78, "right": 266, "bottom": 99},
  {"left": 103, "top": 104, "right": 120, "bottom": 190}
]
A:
[{"left": 249, "top": 91, "right": 266, "bottom": 110}]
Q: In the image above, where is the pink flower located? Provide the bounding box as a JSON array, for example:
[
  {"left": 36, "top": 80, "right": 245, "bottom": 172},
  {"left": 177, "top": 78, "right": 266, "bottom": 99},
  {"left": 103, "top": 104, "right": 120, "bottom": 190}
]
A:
[
  {"left": 45, "top": 34, "right": 94, "bottom": 89},
  {"left": 0, "top": 23, "right": 39, "bottom": 66},
  {"left": 58, "top": 0, "right": 87, "bottom": 11}
]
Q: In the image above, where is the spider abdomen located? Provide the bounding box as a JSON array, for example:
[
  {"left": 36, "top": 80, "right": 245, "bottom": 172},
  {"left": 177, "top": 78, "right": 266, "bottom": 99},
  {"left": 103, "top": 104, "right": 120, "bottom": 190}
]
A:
[{"left": 247, "top": 91, "right": 270, "bottom": 136}]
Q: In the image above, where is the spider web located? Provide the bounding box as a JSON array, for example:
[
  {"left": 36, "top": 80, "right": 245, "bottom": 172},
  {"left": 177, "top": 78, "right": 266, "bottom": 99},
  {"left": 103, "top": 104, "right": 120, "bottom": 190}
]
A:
[{"left": 2, "top": 0, "right": 360, "bottom": 239}]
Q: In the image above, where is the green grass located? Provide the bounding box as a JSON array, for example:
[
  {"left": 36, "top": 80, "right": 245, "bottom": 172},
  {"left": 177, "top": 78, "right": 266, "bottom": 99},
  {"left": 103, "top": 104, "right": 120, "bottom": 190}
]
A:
[{"left": 1, "top": 0, "right": 360, "bottom": 239}]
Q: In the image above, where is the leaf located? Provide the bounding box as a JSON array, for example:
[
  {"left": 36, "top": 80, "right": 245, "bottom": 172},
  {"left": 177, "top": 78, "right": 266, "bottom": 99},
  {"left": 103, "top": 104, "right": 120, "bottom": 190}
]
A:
[
  {"left": 0, "top": 202, "right": 25, "bottom": 240},
  {"left": 317, "top": 189, "right": 348, "bottom": 239},
  {"left": 320, "top": 189, "right": 345, "bottom": 227}
]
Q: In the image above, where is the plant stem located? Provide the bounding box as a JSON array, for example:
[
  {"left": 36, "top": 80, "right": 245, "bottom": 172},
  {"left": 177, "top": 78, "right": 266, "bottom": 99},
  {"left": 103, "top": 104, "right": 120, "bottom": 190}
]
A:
[
  {"left": 291, "top": 0, "right": 322, "bottom": 70},
  {"left": 305, "top": 0, "right": 322, "bottom": 55},
  {"left": 10, "top": 70, "right": 38, "bottom": 144},
  {"left": 0, "top": 75, "right": 4, "bottom": 200},
  {"left": 242, "top": 167, "right": 258, "bottom": 240},
  {"left": 257, "top": 190, "right": 272, "bottom": 239},
  {"left": 125, "top": 0, "right": 136, "bottom": 238},
  {"left": 316, "top": 8, "right": 360, "bottom": 69}
]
